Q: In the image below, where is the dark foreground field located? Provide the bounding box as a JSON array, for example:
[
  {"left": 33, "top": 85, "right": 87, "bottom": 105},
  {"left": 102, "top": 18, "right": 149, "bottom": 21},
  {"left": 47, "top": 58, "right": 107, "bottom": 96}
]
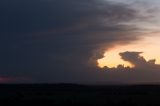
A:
[{"left": 1, "top": 84, "right": 160, "bottom": 105}]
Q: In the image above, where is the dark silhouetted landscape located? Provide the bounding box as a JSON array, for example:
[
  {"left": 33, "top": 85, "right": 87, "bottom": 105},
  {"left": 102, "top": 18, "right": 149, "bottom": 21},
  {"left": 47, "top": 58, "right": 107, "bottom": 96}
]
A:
[{"left": 1, "top": 84, "right": 160, "bottom": 105}]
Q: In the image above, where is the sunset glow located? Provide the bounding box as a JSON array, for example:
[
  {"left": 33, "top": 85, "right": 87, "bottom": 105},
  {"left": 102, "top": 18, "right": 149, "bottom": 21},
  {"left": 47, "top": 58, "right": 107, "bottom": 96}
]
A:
[{"left": 97, "top": 32, "right": 160, "bottom": 68}]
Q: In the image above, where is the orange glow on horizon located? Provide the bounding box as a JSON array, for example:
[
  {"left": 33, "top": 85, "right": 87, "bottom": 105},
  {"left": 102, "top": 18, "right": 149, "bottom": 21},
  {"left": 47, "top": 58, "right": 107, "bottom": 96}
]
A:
[{"left": 97, "top": 32, "right": 160, "bottom": 68}]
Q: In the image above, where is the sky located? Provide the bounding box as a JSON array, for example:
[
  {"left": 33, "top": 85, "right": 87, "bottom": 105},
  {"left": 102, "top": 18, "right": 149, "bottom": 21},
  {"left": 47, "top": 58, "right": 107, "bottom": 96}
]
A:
[
  {"left": 1, "top": 0, "right": 160, "bottom": 84},
  {"left": 98, "top": 34, "right": 160, "bottom": 68}
]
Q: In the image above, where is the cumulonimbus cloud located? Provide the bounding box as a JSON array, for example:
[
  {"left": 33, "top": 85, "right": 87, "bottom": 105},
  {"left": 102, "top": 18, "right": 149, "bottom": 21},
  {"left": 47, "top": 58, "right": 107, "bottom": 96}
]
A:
[{"left": 0, "top": 0, "right": 159, "bottom": 83}]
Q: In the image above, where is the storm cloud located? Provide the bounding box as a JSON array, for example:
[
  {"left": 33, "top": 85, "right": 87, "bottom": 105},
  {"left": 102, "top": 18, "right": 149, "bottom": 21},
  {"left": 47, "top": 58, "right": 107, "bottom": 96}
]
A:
[{"left": 0, "top": 0, "right": 159, "bottom": 84}]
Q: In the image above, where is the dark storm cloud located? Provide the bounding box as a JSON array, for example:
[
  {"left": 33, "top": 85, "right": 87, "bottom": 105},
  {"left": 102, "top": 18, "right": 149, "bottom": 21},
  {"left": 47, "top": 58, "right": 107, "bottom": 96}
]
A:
[
  {"left": 0, "top": 0, "right": 137, "bottom": 33},
  {"left": 0, "top": 0, "right": 155, "bottom": 83}
]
